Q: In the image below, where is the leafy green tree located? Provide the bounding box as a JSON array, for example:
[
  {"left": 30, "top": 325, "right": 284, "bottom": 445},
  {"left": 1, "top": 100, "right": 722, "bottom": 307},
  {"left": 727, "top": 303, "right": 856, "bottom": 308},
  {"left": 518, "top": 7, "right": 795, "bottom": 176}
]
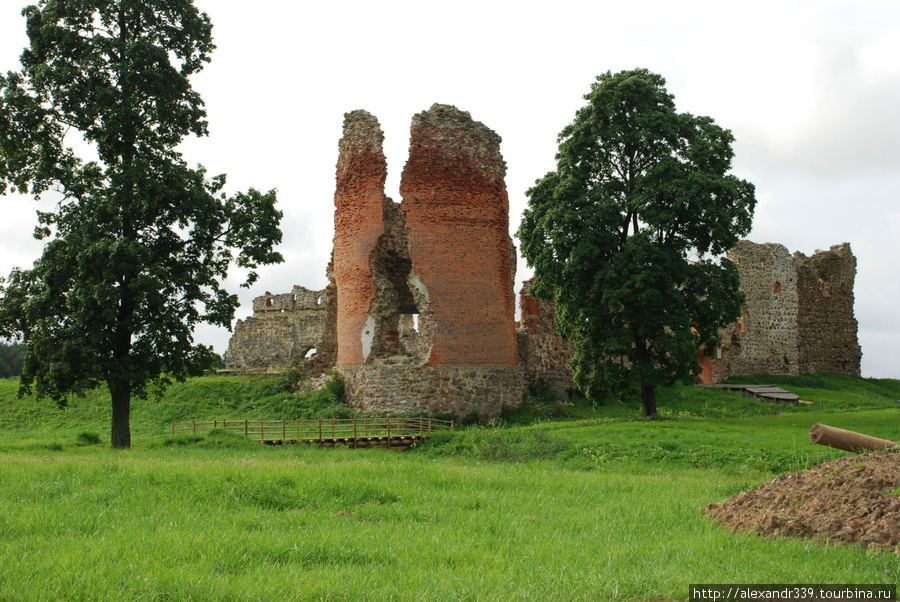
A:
[
  {"left": 517, "top": 69, "right": 756, "bottom": 417},
  {"left": 0, "top": 341, "right": 26, "bottom": 378},
  {"left": 0, "top": 1, "right": 283, "bottom": 447}
]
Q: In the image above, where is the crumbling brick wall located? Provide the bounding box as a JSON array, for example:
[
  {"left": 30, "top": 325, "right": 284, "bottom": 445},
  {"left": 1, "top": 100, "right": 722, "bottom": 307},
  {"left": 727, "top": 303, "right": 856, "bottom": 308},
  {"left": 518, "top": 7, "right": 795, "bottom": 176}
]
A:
[
  {"left": 516, "top": 278, "right": 576, "bottom": 397},
  {"left": 400, "top": 105, "right": 519, "bottom": 367},
  {"left": 333, "top": 111, "right": 389, "bottom": 366},
  {"left": 795, "top": 243, "right": 862, "bottom": 376},
  {"left": 331, "top": 104, "right": 521, "bottom": 419},
  {"left": 225, "top": 286, "right": 327, "bottom": 369}
]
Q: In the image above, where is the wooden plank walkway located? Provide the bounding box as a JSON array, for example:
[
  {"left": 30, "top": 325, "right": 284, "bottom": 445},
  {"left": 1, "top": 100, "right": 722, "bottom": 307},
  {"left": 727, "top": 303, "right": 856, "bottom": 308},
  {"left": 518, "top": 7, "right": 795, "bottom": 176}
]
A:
[
  {"left": 170, "top": 417, "right": 453, "bottom": 450},
  {"left": 698, "top": 383, "right": 800, "bottom": 404}
]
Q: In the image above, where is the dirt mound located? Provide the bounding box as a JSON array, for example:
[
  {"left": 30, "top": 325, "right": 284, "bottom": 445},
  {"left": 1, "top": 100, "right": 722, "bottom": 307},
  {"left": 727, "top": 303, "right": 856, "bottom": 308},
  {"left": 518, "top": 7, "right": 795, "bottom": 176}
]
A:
[{"left": 703, "top": 449, "right": 900, "bottom": 552}]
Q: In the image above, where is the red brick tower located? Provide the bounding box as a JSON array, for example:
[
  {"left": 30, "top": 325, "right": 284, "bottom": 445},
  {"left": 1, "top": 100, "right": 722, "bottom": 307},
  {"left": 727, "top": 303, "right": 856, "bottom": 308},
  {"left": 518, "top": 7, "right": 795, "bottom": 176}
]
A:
[
  {"left": 399, "top": 104, "right": 518, "bottom": 366},
  {"left": 333, "top": 111, "right": 388, "bottom": 365}
]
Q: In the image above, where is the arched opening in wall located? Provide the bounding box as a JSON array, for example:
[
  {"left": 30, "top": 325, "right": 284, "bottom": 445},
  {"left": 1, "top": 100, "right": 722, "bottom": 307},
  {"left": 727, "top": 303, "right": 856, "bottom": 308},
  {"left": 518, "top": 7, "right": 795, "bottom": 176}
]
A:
[
  {"left": 773, "top": 281, "right": 782, "bottom": 299},
  {"left": 265, "top": 298, "right": 273, "bottom": 307}
]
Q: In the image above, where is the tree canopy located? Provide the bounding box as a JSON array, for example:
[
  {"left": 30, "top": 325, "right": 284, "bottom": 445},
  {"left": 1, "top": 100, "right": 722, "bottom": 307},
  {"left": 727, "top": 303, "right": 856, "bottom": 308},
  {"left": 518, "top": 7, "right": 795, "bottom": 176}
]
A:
[
  {"left": 0, "top": 1, "right": 283, "bottom": 447},
  {"left": 517, "top": 69, "right": 756, "bottom": 416}
]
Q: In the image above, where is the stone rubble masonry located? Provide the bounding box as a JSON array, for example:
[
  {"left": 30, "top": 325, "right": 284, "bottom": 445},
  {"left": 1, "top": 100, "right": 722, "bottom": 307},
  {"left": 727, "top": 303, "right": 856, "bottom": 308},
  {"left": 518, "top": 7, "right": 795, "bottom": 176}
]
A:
[
  {"left": 720, "top": 241, "right": 800, "bottom": 378},
  {"left": 517, "top": 278, "right": 576, "bottom": 397},
  {"left": 225, "top": 286, "right": 327, "bottom": 369},
  {"left": 340, "top": 364, "right": 523, "bottom": 419},
  {"left": 795, "top": 243, "right": 862, "bottom": 376},
  {"left": 703, "top": 240, "right": 862, "bottom": 382}
]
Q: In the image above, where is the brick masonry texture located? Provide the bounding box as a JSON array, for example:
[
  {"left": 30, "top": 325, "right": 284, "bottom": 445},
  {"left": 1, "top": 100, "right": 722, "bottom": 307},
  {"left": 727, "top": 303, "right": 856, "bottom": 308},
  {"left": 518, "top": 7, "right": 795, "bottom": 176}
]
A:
[
  {"left": 333, "top": 110, "right": 389, "bottom": 366},
  {"left": 329, "top": 104, "right": 522, "bottom": 417},
  {"left": 399, "top": 105, "right": 519, "bottom": 367}
]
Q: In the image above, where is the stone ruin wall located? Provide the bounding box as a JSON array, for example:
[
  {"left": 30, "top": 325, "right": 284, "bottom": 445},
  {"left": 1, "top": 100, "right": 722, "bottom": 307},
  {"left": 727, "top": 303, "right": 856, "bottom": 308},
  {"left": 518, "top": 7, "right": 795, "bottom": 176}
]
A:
[
  {"left": 225, "top": 286, "right": 327, "bottom": 369},
  {"left": 225, "top": 112, "right": 862, "bottom": 404},
  {"left": 795, "top": 243, "right": 862, "bottom": 376},
  {"left": 703, "top": 241, "right": 861, "bottom": 383},
  {"left": 517, "top": 278, "right": 576, "bottom": 397},
  {"left": 330, "top": 105, "right": 522, "bottom": 419},
  {"left": 714, "top": 241, "right": 800, "bottom": 380}
]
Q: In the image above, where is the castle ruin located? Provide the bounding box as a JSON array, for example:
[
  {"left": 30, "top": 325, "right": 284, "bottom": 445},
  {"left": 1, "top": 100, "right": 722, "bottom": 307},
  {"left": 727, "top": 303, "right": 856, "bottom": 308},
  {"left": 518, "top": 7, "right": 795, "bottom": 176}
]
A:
[
  {"left": 226, "top": 105, "right": 863, "bottom": 414},
  {"left": 698, "top": 241, "right": 862, "bottom": 383},
  {"left": 225, "top": 286, "right": 326, "bottom": 369}
]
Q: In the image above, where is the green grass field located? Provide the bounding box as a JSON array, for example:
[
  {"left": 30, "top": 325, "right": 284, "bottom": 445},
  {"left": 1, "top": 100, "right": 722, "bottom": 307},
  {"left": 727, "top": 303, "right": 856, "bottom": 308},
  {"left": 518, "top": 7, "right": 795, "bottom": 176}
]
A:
[{"left": 0, "top": 374, "right": 898, "bottom": 600}]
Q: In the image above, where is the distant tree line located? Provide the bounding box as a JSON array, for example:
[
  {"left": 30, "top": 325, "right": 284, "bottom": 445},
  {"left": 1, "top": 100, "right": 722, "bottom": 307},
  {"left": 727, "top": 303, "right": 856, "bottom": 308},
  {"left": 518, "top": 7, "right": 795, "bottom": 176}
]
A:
[{"left": 0, "top": 342, "right": 25, "bottom": 378}]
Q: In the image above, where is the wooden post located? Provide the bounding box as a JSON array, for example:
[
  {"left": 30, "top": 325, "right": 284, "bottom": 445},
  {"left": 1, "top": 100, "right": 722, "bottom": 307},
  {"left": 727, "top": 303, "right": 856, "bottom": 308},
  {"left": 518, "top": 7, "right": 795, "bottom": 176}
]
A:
[
  {"left": 353, "top": 419, "right": 358, "bottom": 448},
  {"left": 171, "top": 422, "right": 175, "bottom": 437},
  {"left": 260, "top": 418, "right": 264, "bottom": 441},
  {"left": 387, "top": 417, "right": 391, "bottom": 446},
  {"left": 244, "top": 419, "right": 248, "bottom": 437},
  {"left": 809, "top": 423, "right": 896, "bottom": 453},
  {"left": 318, "top": 418, "right": 322, "bottom": 443},
  {"left": 192, "top": 420, "right": 196, "bottom": 434}
]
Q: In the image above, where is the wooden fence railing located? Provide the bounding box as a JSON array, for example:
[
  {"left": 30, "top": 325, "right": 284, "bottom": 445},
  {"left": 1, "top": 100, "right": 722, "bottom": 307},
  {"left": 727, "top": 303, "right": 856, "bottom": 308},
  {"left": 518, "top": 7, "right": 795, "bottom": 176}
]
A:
[{"left": 170, "top": 416, "right": 453, "bottom": 444}]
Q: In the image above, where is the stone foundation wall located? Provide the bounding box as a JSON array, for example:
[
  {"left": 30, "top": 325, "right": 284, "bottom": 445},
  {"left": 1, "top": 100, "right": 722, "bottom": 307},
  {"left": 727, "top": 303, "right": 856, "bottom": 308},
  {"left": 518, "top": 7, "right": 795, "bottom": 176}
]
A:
[{"left": 339, "top": 364, "right": 523, "bottom": 419}]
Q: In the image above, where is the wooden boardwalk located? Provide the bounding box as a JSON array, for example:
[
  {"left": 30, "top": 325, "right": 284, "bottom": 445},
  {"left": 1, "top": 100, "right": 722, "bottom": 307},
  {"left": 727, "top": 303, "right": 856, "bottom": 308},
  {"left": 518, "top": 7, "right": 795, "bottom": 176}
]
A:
[
  {"left": 170, "top": 417, "right": 453, "bottom": 449},
  {"left": 698, "top": 383, "right": 800, "bottom": 404}
]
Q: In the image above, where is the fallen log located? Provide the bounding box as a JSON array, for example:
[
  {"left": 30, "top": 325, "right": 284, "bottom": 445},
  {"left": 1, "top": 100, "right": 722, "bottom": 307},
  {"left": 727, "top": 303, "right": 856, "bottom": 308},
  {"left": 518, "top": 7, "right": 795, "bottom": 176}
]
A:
[{"left": 808, "top": 423, "right": 897, "bottom": 453}]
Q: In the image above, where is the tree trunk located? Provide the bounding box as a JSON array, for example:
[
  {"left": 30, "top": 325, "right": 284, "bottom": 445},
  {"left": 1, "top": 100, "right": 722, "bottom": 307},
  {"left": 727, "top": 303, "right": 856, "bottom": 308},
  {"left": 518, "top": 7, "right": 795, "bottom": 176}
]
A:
[
  {"left": 110, "top": 381, "right": 132, "bottom": 449},
  {"left": 641, "top": 384, "right": 657, "bottom": 418},
  {"left": 809, "top": 423, "right": 895, "bottom": 453}
]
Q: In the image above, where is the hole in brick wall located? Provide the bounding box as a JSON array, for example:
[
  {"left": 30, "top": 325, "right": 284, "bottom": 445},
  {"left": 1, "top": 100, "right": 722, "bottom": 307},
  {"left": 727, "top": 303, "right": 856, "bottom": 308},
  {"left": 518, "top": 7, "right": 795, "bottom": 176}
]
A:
[
  {"left": 305, "top": 348, "right": 317, "bottom": 359},
  {"left": 265, "top": 298, "right": 273, "bottom": 307},
  {"left": 773, "top": 281, "right": 782, "bottom": 299}
]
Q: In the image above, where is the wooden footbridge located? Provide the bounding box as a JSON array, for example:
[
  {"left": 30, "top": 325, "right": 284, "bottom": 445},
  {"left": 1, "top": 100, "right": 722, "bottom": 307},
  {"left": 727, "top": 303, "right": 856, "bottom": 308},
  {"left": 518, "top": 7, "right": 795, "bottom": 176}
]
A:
[
  {"left": 698, "top": 383, "right": 800, "bottom": 404},
  {"left": 170, "top": 417, "right": 454, "bottom": 450}
]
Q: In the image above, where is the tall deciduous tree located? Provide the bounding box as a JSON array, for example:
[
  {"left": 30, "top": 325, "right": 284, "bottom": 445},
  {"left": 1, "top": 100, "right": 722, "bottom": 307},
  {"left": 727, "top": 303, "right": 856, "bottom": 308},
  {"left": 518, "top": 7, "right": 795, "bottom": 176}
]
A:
[
  {"left": 517, "top": 69, "right": 756, "bottom": 417},
  {"left": 0, "top": 1, "right": 283, "bottom": 447}
]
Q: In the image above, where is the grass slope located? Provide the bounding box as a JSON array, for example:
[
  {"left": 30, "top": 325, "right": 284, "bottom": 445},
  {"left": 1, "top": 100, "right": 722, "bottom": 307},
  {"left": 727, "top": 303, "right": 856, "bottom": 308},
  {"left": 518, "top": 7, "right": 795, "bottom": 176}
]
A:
[{"left": 0, "top": 374, "right": 898, "bottom": 600}]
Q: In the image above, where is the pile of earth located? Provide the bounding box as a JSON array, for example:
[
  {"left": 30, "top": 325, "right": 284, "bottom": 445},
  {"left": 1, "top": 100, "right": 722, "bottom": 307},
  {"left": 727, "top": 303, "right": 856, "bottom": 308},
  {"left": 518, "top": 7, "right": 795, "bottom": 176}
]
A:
[{"left": 703, "top": 449, "right": 900, "bottom": 552}]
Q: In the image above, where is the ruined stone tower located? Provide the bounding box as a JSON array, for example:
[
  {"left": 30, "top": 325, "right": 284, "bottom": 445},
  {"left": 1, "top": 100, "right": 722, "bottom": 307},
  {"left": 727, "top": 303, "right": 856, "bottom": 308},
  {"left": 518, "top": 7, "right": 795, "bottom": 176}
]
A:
[
  {"left": 331, "top": 105, "right": 522, "bottom": 418},
  {"left": 699, "top": 241, "right": 862, "bottom": 383}
]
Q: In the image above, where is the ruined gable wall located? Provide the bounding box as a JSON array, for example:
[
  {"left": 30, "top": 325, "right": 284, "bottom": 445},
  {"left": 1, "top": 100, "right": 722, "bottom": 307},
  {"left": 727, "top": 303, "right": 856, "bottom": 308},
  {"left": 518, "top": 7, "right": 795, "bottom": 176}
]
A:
[
  {"left": 225, "top": 286, "right": 327, "bottom": 369},
  {"left": 795, "top": 243, "right": 862, "bottom": 376},
  {"left": 517, "top": 278, "right": 576, "bottom": 397},
  {"left": 399, "top": 105, "right": 518, "bottom": 366},
  {"left": 719, "top": 241, "right": 799, "bottom": 378},
  {"left": 333, "top": 111, "right": 389, "bottom": 366}
]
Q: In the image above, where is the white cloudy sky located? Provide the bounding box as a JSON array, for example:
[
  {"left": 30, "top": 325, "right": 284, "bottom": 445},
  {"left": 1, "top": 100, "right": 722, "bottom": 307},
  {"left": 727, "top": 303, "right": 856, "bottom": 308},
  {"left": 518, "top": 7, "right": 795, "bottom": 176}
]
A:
[{"left": 1, "top": 1, "right": 898, "bottom": 378}]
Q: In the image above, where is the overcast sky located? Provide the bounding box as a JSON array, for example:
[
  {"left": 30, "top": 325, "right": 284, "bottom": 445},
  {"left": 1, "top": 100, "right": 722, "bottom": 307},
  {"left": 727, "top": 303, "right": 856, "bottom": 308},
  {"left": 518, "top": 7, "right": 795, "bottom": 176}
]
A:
[{"left": 1, "top": 1, "right": 898, "bottom": 378}]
